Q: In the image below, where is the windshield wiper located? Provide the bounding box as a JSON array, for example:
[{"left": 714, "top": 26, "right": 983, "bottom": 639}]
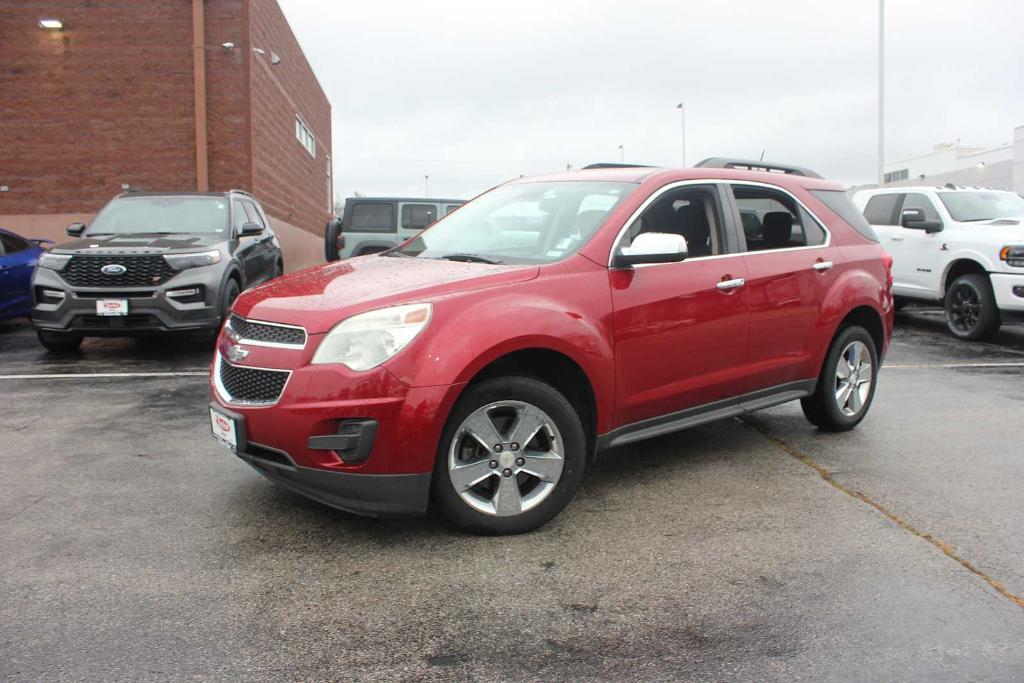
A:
[{"left": 438, "top": 253, "right": 504, "bottom": 264}]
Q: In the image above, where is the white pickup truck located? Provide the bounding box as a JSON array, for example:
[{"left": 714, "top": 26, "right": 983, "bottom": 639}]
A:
[{"left": 853, "top": 186, "right": 1024, "bottom": 340}]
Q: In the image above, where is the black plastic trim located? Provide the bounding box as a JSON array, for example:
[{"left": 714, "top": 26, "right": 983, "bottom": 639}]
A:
[
  {"left": 308, "top": 419, "right": 378, "bottom": 464},
  {"left": 596, "top": 379, "right": 816, "bottom": 451}
]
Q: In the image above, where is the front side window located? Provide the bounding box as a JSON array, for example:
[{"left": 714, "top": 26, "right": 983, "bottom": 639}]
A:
[
  {"left": 938, "top": 191, "right": 1024, "bottom": 222},
  {"left": 900, "top": 193, "right": 941, "bottom": 223},
  {"left": 87, "top": 196, "right": 229, "bottom": 236},
  {"left": 1, "top": 233, "right": 30, "bottom": 254},
  {"left": 863, "top": 194, "right": 901, "bottom": 225},
  {"left": 348, "top": 203, "right": 396, "bottom": 233},
  {"left": 620, "top": 185, "right": 726, "bottom": 258},
  {"left": 242, "top": 201, "right": 266, "bottom": 228},
  {"left": 401, "top": 204, "right": 438, "bottom": 230},
  {"left": 732, "top": 185, "right": 825, "bottom": 251},
  {"left": 397, "top": 181, "right": 636, "bottom": 264}
]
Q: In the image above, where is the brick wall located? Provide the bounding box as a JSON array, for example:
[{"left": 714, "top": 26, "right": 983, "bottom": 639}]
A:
[
  {"left": 248, "top": 0, "right": 332, "bottom": 238},
  {"left": 204, "top": 0, "right": 251, "bottom": 194},
  {"left": 0, "top": 1, "right": 198, "bottom": 214}
]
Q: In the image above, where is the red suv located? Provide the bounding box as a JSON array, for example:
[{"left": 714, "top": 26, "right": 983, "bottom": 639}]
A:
[{"left": 209, "top": 159, "right": 893, "bottom": 534}]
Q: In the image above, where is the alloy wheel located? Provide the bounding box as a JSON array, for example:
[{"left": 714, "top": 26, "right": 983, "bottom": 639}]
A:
[
  {"left": 948, "top": 283, "right": 981, "bottom": 333},
  {"left": 835, "top": 340, "right": 872, "bottom": 417},
  {"left": 447, "top": 400, "right": 565, "bottom": 517}
]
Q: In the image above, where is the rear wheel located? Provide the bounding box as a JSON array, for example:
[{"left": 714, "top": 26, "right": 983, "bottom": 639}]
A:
[
  {"left": 801, "top": 325, "right": 878, "bottom": 431},
  {"left": 432, "top": 376, "right": 586, "bottom": 535},
  {"left": 36, "top": 329, "right": 83, "bottom": 352},
  {"left": 944, "top": 273, "right": 1000, "bottom": 340}
]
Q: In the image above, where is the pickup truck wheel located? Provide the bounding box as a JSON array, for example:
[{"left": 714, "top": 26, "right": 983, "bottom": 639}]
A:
[
  {"left": 944, "top": 274, "right": 1000, "bottom": 340},
  {"left": 36, "top": 329, "right": 83, "bottom": 352},
  {"left": 893, "top": 296, "right": 909, "bottom": 311},
  {"left": 801, "top": 325, "right": 878, "bottom": 431},
  {"left": 432, "top": 376, "right": 586, "bottom": 535}
]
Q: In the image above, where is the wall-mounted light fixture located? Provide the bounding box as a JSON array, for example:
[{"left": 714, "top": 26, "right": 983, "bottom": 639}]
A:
[
  {"left": 39, "top": 18, "right": 64, "bottom": 30},
  {"left": 976, "top": 161, "right": 986, "bottom": 169},
  {"left": 221, "top": 42, "right": 235, "bottom": 50}
]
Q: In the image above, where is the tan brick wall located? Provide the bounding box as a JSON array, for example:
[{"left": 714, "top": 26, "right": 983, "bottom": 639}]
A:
[{"left": 248, "top": 0, "right": 332, "bottom": 239}]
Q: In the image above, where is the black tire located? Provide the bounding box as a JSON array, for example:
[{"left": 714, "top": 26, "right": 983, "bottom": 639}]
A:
[
  {"left": 893, "top": 296, "right": 909, "bottom": 311},
  {"left": 220, "top": 278, "right": 241, "bottom": 321},
  {"left": 944, "top": 273, "right": 1000, "bottom": 341},
  {"left": 801, "top": 325, "right": 879, "bottom": 432},
  {"left": 36, "top": 328, "right": 83, "bottom": 352},
  {"left": 431, "top": 376, "right": 587, "bottom": 535}
]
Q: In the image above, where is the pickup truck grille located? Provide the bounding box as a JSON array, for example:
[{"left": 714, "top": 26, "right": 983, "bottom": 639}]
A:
[
  {"left": 227, "top": 315, "right": 306, "bottom": 347},
  {"left": 61, "top": 255, "right": 176, "bottom": 288},
  {"left": 217, "top": 355, "right": 290, "bottom": 405}
]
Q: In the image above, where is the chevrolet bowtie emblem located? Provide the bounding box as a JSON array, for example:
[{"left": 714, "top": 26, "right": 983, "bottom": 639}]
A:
[{"left": 227, "top": 345, "right": 250, "bottom": 363}]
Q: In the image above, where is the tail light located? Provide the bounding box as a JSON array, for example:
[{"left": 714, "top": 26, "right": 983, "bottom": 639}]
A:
[{"left": 881, "top": 250, "right": 894, "bottom": 290}]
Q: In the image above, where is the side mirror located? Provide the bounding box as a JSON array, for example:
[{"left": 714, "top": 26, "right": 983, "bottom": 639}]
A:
[
  {"left": 612, "top": 232, "right": 688, "bottom": 268},
  {"left": 240, "top": 222, "right": 263, "bottom": 236},
  {"left": 67, "top": 222, "right": 85, "bottom": 237},
  {"left": 901, "top": 209, "right": 942, "bottom": 234}
]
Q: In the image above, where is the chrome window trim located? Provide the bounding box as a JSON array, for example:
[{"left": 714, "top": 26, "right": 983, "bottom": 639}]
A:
[
  {"left": 213, "top": 351, "right": 293, "bottom": 407},
  {"left": 607, "top": 179, "right": 832, "bottom": 268},
  {"left": 226, "top": 315, "right": 307, "bottom": 349}
]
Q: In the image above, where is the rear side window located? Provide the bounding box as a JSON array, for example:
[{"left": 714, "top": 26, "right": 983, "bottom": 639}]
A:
[
  {"left": 401, "top": 204, "right": 437, "bottom": 230},
  {"left": 348, "top": 203, "right": 395, "bottom": 233},
  {"left": 731, "top": 185, "right": 826, "bottom": 251},
  {"left": 812, "top": 190, "right": 879, "bottom": 242},
  {"left": 862, "top": 193, "right": 901, "bottom": 226}
]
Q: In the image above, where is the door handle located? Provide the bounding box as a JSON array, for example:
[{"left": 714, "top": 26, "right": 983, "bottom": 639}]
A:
[
  {"left": 812, "top": 261, "right": 834, "bottom": 272},
  {"left": 716, "top": 278, "right": 745, "bottom": 291},
  {"left": 891, "top": 235, "right": 904, "bottom": 241}
]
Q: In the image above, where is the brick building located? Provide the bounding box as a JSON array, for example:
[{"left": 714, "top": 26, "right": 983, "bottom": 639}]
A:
[{"left": 0, "top": 0, "right": 331, "bottom": 271}]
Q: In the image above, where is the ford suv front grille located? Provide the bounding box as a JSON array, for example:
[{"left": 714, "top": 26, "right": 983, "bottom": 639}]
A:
[
  {"left": 227, "top": 314, "right": 306, "bottom": 347},
  {"left": 216, "top": 355, "right": 290, "bottom": 405},
  {"left": 61, "top": 255, "right": 176, "bottom": 288}
]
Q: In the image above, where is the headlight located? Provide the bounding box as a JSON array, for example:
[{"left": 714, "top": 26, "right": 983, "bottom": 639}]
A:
[
  {"left": 311, "top": 303, "right": 432, "bottom": 370},
  {"left": 164, "top": 250, "right": 222, "bottom": 270},
  {"left": 999, "top": 245, "right": 1024, "bottom": 268},
  {"left": 38, "top": 253, "right": 72, "bottom": 271}
]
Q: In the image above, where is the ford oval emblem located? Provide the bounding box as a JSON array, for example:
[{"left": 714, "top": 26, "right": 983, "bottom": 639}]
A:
[{"left": 101, "top": 264, "right": 127, "bottom": 275}]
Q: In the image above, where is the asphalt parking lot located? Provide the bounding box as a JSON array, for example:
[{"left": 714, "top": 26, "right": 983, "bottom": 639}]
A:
[{"left": 2, "top": 309, "right": 1024, "bottom": 681}]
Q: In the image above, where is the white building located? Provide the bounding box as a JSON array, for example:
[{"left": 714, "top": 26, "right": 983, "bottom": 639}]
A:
[{"left": 881, "top": 125, "right": 1023, "bottom": 193}]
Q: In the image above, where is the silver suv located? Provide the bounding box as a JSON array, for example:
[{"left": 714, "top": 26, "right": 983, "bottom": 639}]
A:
[{"left": 325, "top": 197, "right": 464, "bottom": 261}]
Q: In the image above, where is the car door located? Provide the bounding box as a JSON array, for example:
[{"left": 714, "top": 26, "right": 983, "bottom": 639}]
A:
[
  {"left": 399, "top": 202, "right": 439, "bottom": 243},
  {"left": 893, "top": 192, "right": 945, "bottom": 296},
  {"left": 242, "top": 201, "right": 276, "bottom": 282},
  {"left": 610, "top": 183, "right": 750, "bottom": 427},
  {"left": 728, "top": 183, "right": 839, "bottom": 393},
  {"left": 0, "top": 233, "right": 37, "bottom": 318},
  {"left": 232, "top": 199, "right": 262, "bottom": 287}
]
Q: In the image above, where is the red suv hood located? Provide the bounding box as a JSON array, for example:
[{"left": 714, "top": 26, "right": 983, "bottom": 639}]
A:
[{"left": 233, "top": 255, "right": 540, "bottom": 333}]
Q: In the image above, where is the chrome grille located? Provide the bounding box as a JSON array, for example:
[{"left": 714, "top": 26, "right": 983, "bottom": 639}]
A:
[
  {"left": 217, "top": 355, "right": 290, "bottom": 405},
  {"left": 61, "top": 255, "right": 176, "bottom": 288},
  {"left": 227, "top": 315, "right": 306, "bottom": 347}
]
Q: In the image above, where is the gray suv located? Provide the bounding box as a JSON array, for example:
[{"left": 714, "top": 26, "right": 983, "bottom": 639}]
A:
[{"left": 31, "top": 190, "right": 283, "bottom": 351}]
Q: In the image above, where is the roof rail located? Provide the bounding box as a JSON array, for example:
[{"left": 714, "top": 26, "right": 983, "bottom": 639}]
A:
[
  {"left": 228, "top": 188, "right": 256, "bottom": 198},
  {"left": 694, "top": 157, "right": 823, "bottom": 179},
  {"left": 582, "top": 163, "right": 657, "bottom": 170}
]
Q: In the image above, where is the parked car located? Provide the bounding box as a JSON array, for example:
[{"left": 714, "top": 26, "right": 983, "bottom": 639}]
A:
[
  {"left": 210, "top": 159, "right": 893, "bottom": 534},
  {"left": 0, "top": 228, "right": 53, "bottom": 321},
  {"left": 32, "top": 190, "right": 283, "bottom": 351},
  {"left": 853, "top": 185, "right": 1024, "bottom": 340},
  {"left": 325, "top": 197, "right": 465, "bottom": 261}
]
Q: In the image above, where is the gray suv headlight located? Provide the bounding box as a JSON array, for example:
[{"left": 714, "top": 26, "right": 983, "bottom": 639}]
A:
[
  {"left": 164, "top": 250, "right": 222, "bottom": 271},
  {"left": 38, "top": 253, "right": 72, "bottom": 271}
]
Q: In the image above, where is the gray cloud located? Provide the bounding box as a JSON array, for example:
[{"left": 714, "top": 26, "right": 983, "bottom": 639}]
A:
[{"left": 280, "top": 0, "right": 1023, "bottom": 199}]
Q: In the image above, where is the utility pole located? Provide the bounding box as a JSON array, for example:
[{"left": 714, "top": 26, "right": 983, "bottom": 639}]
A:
[
  {"left": 618, "top": 144, "right": 624, "bottom": 163},
  {"left": 676, "top": 102, "right": 686, "bottom": 166},
  {"left": 424, "top": 175, "right": 429, "bottom": 196},
  {"left": 878, "top": 0, "right": 885, "bottom": 186}
]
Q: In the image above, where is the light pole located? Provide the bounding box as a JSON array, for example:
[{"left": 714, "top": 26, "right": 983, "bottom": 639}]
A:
[
  {"left": 424, "top": 174, "right": 429, "bottom": 197},
  {"left": 618, "top": 144, "right": 624, "bottom": 163},
  {"left": 676, "top": 102, "right": 686, "bottom": 166},
  {"left": 878, "top": 0, "right": 885, "bottom": 186}
]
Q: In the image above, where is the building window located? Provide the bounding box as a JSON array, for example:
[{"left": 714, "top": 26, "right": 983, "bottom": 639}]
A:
[
  {"left": 295, "top": 116, "right": 316, "bottom": 157},
  {"left": 883, "top": 168, "right": 909, "bottom": 184}
]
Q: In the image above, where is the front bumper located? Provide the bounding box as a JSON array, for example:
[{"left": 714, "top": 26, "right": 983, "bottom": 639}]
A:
[
  {"left": 991, "top": 272, "right": 1024, "bottom": 316},
  {"left": 31, "top": 265, "right": 222, "bottom": 334},
  {"left": 210, "top": 339, "right": 462, "bottom": 517}
]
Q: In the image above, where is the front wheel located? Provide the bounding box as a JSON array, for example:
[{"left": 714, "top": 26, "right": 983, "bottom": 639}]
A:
[
  {"left": 944, "top": 273, "right": 1000, "bottom": 341},
  {"left": 432, "top": 376, "right": 586, "bottom": 535},
  {"left": 801, "top": 325, "right": 878, "bottom": 431}
]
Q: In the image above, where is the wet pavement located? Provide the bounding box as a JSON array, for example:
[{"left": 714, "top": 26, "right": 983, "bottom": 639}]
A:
[{"left": 2, "top": 309, "right": 1024, "bottom": 681}]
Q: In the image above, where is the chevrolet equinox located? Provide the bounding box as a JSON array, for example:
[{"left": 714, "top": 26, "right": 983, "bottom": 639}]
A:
[{"left": 209, "top": 160, "right": 893, "bottom": 535}]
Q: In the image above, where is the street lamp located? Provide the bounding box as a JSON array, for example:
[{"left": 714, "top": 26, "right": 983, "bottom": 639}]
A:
[
  {"left": 676, "top": 102, "right": 686, "bottom": 167},
  {"left": 618, "top": 144, "right": 624, "bottom": 163},
  {"left": 878, "top": 0, "right": 885, "bottom": 186},
  {"left": 38, "top": 18, "right": 63, "bottom": 30},
  {"left": 424, "top": 175, "right": 430, "bottom": 196}
]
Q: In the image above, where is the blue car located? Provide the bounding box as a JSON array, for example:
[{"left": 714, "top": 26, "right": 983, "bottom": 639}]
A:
[{"left": 0, "top": 228, "right": 53, "bottom": 321}]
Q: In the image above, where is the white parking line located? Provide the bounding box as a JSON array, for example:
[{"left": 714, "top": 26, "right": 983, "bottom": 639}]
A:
[
  {"left": 886, "top": 362, "right": 1024, "bottom": 369},
  {"left": 0, "top": 371, "right": 208, "bottom": 379}
]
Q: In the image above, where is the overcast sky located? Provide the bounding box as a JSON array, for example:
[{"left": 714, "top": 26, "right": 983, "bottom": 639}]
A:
[{"left": 278, "top": 0, "right": 1023, "bottom": 201}]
